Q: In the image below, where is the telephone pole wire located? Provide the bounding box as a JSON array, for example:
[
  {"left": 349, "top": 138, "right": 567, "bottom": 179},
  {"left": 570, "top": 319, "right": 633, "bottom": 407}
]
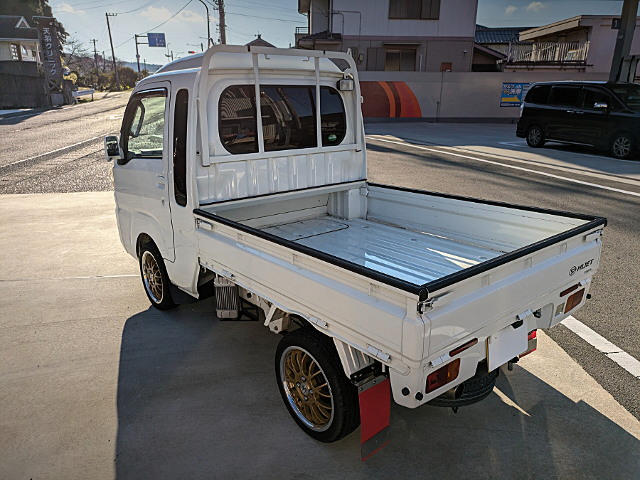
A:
[
  {"left": 106, "top": 13, "right": 120, "bottom": 91},
  {"left": 91, "top": 38, "right": 99, "bottom": 85},
  {"left": 217, "top": 0, "right": 226, "bottom": 44}
]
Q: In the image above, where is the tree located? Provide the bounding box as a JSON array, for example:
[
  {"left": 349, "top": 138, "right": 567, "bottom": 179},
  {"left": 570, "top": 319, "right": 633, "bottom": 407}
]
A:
[
  {"left": 63, "top": 36, "right": 90, "bottom": 73},
  {"left": 0, "top": 0, "right": 68, "bottom": 46}
]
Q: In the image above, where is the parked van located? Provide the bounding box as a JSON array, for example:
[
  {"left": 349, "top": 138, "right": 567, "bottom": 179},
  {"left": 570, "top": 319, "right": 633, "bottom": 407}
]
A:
[{"left": 516, "top": 81, "right": 640, "bottom": 159}]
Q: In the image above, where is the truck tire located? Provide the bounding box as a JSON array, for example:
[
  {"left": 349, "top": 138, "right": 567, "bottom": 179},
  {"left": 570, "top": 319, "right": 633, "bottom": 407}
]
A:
[
  {"left": 139, "top": 242, "right": 176, "bottom": 310},
  {"left": 275, "top": 328, "right": 360, "bottom": 443}
]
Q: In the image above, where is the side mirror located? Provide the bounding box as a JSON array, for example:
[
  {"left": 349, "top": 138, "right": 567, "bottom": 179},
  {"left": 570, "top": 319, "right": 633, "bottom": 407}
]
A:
[
  {"left": 104, "top": 135, "right": 121, "bottom": 161},
  {"left": 594, "top": 102, "right": 608, "bottom": 110}
]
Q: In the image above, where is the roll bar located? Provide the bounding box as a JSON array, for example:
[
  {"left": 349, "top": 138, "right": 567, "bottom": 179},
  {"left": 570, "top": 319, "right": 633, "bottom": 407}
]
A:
[{"left": 196, "top": 45, "right": 362, "bottom": 166}]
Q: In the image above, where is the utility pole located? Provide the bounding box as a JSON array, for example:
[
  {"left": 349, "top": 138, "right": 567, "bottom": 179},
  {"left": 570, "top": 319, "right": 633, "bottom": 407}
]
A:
[
  {"left": 198, "top": 0, "right": 212, "bottom": 47},
  {"left": 106, "top": 13, "right": 120, "bottom": 91},
  {"left": 134, "top": 34, "right": 146, "bottom": 80},
  {"left": 217, "top": 0, "right": 226, "bottom": 44},
  {"left": 91, "top": 38, "right": 99, "bottom": 85},
  {"left": 609, "top": 0, "right": 639, "bottom": 82},
  {"left": 102, "top": 51, "right": 106, "bottom": 72}
]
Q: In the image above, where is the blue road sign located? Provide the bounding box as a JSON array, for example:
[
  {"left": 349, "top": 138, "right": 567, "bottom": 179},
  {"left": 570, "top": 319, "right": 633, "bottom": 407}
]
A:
[{"left": 148, "top": 33, "right": 166, "bottom": 47}]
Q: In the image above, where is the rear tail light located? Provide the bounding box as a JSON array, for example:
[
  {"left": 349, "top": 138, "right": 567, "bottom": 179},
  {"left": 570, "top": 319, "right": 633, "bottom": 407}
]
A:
[
  {"left": 564, "top": 289, "right": 585, "bottom": 313},
  {"left": 426, "top": 359, "right": 460, "bottom": 393},
  {"left": 560, "top": 284, "right": 579, "bottom": 297}
]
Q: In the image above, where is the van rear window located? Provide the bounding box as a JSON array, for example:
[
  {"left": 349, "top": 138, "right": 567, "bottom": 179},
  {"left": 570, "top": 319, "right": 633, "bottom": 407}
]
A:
[{"left": 219, "top": 85, "right": 346, "bottom": 155}]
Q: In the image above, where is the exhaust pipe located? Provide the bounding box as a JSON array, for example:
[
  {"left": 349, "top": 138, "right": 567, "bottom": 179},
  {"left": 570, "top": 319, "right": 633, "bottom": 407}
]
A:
[{"left": 442, "top": 383, "right": 465, "bottom": 400}]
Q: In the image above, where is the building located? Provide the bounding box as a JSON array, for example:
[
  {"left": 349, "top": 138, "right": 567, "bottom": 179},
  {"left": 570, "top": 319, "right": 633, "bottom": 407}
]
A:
[
  {"left": 296, "top": 0, "right": 478, "bottom": 72},
  {"left": 246, "top": 34, "right": 275, "bottom": 48},
  {"left": 0, "top": 15, "right": 40, "bottom": 64},
  {"left": 475, "top": 25, "right": 535, "bottom": 55},
  {"left": 508, "top": 15, "right": 640, "bottom": 72}
]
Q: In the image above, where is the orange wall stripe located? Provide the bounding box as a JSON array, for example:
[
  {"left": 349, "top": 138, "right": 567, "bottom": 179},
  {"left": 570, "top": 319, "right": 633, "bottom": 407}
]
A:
[
  {"left": 393, "top": 82, "right": 422, "bottom": 118},
  {"left": 377, "top": 81, "right": 396, "bottom": 118}
]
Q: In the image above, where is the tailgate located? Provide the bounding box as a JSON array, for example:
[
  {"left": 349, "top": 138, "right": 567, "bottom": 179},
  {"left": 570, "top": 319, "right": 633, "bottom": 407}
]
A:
[{"left": 423, "top": 228, "right": 603, "bottom": 356}]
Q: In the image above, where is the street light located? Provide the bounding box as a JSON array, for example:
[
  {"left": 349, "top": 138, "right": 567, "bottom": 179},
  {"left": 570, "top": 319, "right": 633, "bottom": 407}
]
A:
[{"left": 198, "top": 0, "right": 212, "bottom": 48}]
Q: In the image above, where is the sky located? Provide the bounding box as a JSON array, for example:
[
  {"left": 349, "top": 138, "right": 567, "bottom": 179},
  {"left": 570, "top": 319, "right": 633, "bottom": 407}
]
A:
[{"left": 51, "top": 0, "right": 627, "bottom": 66}]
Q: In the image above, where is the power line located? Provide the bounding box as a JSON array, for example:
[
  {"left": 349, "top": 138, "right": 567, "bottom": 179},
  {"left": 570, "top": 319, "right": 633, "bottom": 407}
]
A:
[{"left": 114, "top": 0, "right": 194, "bottom": 49}]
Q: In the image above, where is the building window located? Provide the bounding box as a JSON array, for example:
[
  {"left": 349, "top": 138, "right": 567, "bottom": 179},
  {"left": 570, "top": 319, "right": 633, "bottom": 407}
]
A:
[
  {"left": 389, "top": 0, "right": 440, "bottom": 20},
  {"left": 10, "top": 44, "right": 20, "bottom": 61},
  {"left": 385, "top": 49, "right": 417, "bottom": 71}
]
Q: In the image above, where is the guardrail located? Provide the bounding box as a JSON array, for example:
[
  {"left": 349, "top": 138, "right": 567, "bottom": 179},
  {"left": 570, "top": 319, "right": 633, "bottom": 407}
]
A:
[
  {"left": 506, "top": 41, "right": 590, "bottom": 64},
  {"left": 72, "top": 88, "right": 95, "bottom": 103}
]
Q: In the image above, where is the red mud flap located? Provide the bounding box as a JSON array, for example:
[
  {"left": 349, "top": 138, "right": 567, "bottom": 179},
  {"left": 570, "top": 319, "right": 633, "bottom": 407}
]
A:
[{"left": 358, "top": 375, "right": 390, "bottom": 461}]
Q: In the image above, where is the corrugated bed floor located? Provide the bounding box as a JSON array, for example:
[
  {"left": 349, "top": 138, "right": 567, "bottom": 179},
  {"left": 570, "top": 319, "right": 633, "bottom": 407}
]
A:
[{"left": 261, "top": 216, "right": 503, "bottom": 285}]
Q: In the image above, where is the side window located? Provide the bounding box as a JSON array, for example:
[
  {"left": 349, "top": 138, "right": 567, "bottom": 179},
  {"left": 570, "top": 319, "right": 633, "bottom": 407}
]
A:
[
  {"left": 582, "top": 89, "right": 612, "bottom": 110},
  {"left": 219, "top": 86, "right": 258, "bottom": 155},
  {"left": 261, "top": 86, "right": 317, "bottom": 151},
  {"left": 173, "top": 89, "right": 189, "bottom": 207},
  {"left": 121, "top": 89, "right": 167, "bottom": 162},
  {"left": 548, "top": 86, "right": 581, "bottom": 107},
  {"left": 526, "top": 85, "right": 551, "bottom": 104},
  {"left": 319, "top": 87, "right": 346, "bottom": 146}
]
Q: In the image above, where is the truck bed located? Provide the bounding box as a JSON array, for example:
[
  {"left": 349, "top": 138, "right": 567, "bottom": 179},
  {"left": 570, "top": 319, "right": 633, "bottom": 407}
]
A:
[{"left": 260, "top": 216, "right": 503, "bottom": 286}]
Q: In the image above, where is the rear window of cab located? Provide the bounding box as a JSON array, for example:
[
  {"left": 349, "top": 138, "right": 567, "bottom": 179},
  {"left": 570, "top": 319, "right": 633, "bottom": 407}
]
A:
[{"left": 219, "top": 85, "right": 347, "bottom": 155}]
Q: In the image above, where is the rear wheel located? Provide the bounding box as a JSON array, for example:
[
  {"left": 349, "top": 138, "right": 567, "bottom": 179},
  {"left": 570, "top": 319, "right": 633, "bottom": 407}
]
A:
[
  {"left": 275, "top": 328, "right": 359, "bottom": 442},
  {"left": 610, "top": 133, "right": 635, "bottom": 159},
  {"left": 139, "top": 242, "right": 176, "bottom": 310},
  {"left": 526, "top": 125, "right": 545, "bottom": 148}
]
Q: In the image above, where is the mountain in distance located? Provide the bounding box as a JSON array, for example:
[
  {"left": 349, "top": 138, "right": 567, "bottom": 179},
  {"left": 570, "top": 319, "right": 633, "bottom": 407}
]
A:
[{"left": 122, "top": 61, "right": 163, "bottom": 73}]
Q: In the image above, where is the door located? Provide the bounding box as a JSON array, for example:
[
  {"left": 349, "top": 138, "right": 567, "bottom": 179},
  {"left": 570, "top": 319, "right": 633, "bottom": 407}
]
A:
[
  {"left": 546, "top": 84, "right": 582, "bottom": 141},
  {"left": 574, "top": 86, "right": 618, "bottom": 147},
  {"left": 113, "top": 82, "right": 175, "bottom": 261}
]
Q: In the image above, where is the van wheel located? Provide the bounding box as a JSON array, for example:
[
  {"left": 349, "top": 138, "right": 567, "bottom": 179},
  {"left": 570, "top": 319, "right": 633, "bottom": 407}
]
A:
[
  {"left": 610, "top": 133, "right": 635, "bottom": 159},
  {"left": 139, "top": 242, "right": 176, "bottom": 310},
  {"left": 275, "top": 328, "right": 359, "bottom": 443},
  {"left": 526, "top": 125, "right": 545, "bottom": 148}
]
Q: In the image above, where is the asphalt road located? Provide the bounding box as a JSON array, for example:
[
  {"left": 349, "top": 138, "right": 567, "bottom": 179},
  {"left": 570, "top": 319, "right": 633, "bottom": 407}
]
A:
[{"left": 0, "top": 92, "right": 127, "bottom": 193}]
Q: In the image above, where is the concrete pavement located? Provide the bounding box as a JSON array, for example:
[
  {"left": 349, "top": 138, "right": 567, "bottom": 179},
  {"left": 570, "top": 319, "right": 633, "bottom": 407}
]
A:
[{"left": 1, "top": 191, "right": 639, "bottom": 479}]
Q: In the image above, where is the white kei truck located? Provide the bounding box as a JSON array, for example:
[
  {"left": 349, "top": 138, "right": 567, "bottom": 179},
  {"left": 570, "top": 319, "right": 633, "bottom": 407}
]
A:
[{"left": 104, "top": 46, "right": 606, "bottom": 460}]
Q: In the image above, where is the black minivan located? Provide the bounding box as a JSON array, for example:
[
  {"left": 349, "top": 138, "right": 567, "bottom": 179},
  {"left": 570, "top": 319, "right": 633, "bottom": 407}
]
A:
[{"left": 516, "top": 81, "right": 640, "bottom": 159}]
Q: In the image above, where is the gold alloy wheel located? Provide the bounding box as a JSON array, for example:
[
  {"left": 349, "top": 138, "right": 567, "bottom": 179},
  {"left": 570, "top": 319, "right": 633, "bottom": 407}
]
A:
[
  {"left": 141, "top": 250, "right": 163, "bottom": 303},
  {"left": 280, "top": 346, "right": 334, "bottom": 431}
]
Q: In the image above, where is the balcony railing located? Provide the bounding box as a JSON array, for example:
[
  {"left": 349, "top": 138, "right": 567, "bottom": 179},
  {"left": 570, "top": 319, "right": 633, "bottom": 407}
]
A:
[
  {"left": 295, "top": 26, "right": 309, "bottom": 35},
  {"left": 505, "top": 41, "right": 590, "bottom": 65}
]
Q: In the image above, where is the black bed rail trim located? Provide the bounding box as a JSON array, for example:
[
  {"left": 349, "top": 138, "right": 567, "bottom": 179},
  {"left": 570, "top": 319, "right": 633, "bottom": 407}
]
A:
[
  {"left": 194, "top": 182, "right": 607, "bottom": 298},
  {"left": 199, "top": 179, "right": 366, "bottom": 207}
]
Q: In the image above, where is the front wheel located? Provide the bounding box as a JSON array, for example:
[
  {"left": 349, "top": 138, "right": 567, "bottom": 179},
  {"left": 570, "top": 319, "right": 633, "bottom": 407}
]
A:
[
  {"left": 526, "top": 125, "right": 545, "bottom": 148},
  {"left": 275, "top": 328, "right": 360, "bottom": 443},
  {"left": 139, "top": 242, "right": 176, "bottom": 310},
  {"left": 610, "top": 133, "right": 635, "bottom": 159}
]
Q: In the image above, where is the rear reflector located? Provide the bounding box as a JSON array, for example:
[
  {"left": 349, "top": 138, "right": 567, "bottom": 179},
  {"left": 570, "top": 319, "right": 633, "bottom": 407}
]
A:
[
  {"left": 560, "top": 284, "right": 580, "bottom": 297},
  {"left": 564, "top": 289, "right": 585, "bottom": 313},
  {"left": 520, "top": 329, "right": 538, "bottom": 358},
  {"left": 426, "top": 359, "right": 460, "bottom": 394},
  {"left": 449, "top": 338, "right": 478, "bottom": 357},
  {"left": 528, "top": 330, "right": 537, "bottom": 340}
]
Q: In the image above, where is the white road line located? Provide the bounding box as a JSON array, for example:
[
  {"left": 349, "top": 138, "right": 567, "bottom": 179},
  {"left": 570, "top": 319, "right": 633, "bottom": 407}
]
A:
[
  {"left": 0, "top": 274, "right": 138, "bottom": 282},
  {"left": 1, "top": 134, "right": 110, "bottom": 169},
  {"left": 562, "top": 316, "right": 640, "bottom": 379},
  {"left": 369, "top": 136, "right": 640, "bottom": 198},
  {"left": 497, "top": 141, "right": 640, "bottom": 164}
]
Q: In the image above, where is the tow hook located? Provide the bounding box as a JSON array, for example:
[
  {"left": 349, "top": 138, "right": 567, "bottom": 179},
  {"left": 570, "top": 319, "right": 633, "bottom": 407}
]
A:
[{"left": 507, "top": 356, "right": 519, "bottom": 371}]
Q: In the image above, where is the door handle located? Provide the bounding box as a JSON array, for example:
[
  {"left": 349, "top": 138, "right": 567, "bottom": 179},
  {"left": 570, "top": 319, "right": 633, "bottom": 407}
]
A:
[
  {"left": 156, "top": 174, "right": 165, "bottom": 187},
  {"left": 566, "top": 110, "right": 575, "bottom": 114},
  {"left": 575, "top": 110, "right": 584, "bottom": 114}
]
